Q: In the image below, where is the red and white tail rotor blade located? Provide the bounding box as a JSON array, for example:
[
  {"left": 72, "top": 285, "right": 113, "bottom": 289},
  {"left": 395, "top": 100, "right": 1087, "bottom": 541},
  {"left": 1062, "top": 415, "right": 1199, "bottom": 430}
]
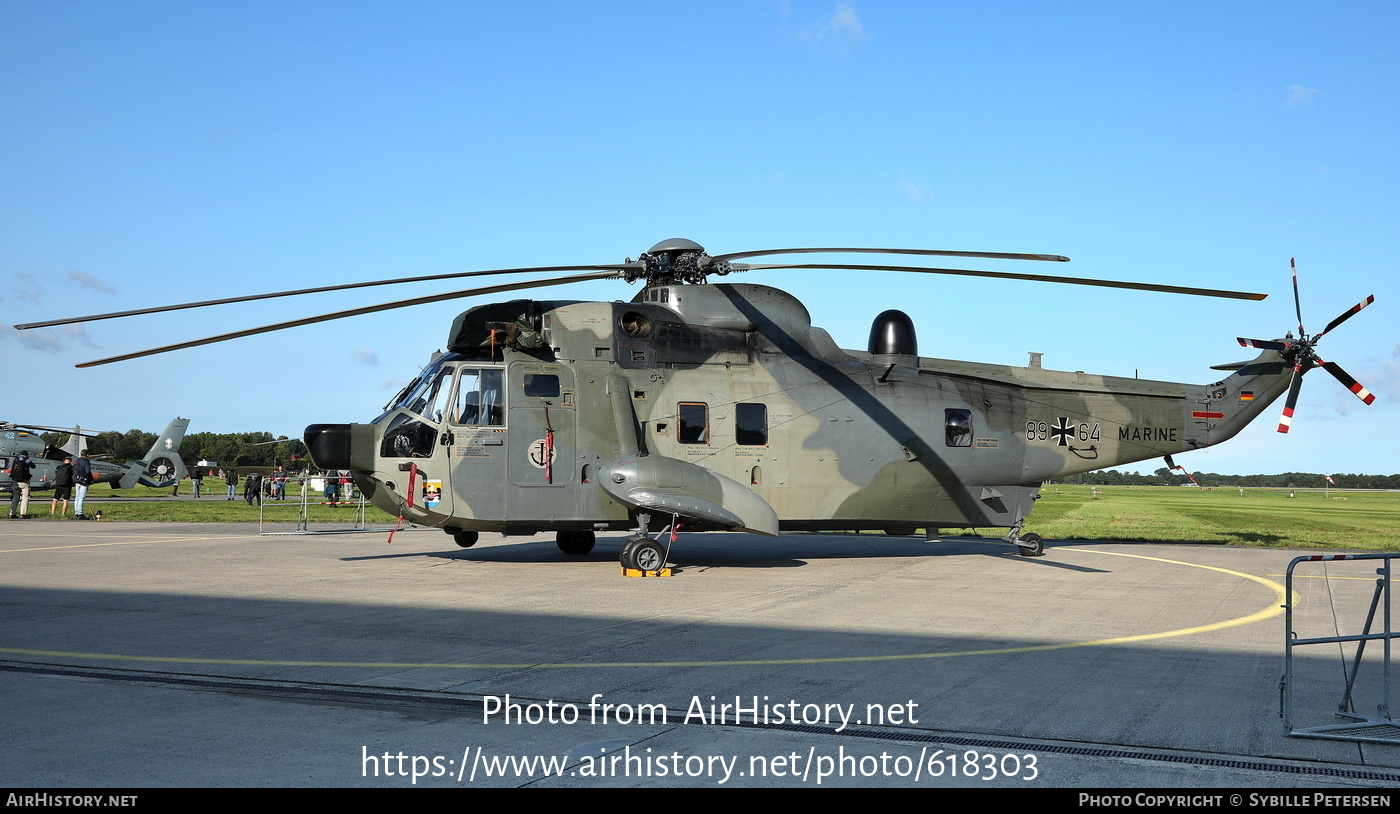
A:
[
  {"left": 1277, "top": 363, "right": 1306, "bottom": 434},
  {"left": 1290, "top": 258, "right": 1305, "bottom": 336},
  {"left": 1237, "top": 337, "right": 1292, "bottom": 351},
  {"left": 1319, "top": 360, "right": 1377, "bottom": 405},
  {"left": 1314, "top": 294, "right": 1376, "bottom": 342}
]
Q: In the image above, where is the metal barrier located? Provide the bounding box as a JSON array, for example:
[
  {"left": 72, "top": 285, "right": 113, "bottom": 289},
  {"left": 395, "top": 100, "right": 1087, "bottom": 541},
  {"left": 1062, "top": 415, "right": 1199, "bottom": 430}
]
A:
[
  {"left": 256, "top": 475, "right": 383, "bottom": 535},
  {"left": 1282, "top": 553, "right": 1396, "bottom": 743}
]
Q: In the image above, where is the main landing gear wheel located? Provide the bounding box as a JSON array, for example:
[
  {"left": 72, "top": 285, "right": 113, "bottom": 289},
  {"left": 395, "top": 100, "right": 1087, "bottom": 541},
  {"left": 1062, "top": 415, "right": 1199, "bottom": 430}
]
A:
[
  {"left": 557, "top": 530, "right": 596, "bottom": 555},
  {"left": 1016, "top": 532, "right": 1044, "bottom": 558},
  {"left": 452, "top": 531, "right": 479, "bottom": 548},
  {"left": 619, "top": 536, "right": 666, "bottom": 572}
]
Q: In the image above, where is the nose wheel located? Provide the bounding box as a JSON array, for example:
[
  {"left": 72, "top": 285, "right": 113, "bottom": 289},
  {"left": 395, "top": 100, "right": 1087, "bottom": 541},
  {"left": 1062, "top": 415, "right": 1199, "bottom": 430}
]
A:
[
  {"left": 617, "top": 512, "right": 675, "bottom": 575},
  {"left": 620, "top": 536, "right": 667, "bottom": 572}
]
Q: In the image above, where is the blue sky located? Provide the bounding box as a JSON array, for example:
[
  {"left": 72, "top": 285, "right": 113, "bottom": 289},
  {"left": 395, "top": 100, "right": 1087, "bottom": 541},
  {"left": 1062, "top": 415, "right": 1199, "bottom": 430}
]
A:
[{"left": 3, "top": 1, "right": 1396, "bottom": 475}]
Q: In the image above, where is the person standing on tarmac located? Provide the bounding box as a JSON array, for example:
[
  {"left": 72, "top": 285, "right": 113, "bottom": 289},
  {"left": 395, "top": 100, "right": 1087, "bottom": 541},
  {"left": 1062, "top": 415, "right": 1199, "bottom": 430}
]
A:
[
  {"left": 51, "top": 455, "right": 74, "bottom": 517},
  {"left": 73, "top": 450, "right": 95, "bottom": 520},
  {"left": 8, "top": 451, "right": 34, "bottom": 519}
]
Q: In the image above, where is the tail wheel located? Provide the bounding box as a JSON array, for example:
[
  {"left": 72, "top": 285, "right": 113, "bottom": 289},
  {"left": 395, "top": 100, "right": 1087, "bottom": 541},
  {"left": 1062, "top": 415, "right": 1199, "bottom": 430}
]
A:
[
  {"left": 452, "top": 531, "right": 478, "bottom": 548},
  {"left": 1017, "top": 532, "right": 1045, "bottom": 558}
]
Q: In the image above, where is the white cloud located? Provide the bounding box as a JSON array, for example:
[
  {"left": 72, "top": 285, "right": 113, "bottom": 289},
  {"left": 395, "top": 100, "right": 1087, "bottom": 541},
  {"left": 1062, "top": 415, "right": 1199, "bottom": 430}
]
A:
[
  {"left": 798, "top": 2, "right": 870, "bottom": 50},
  {"left": 2, "top": 322, "right": 95, "bottom": 352},
  {"left": 4, "top": 273, "right": 44, "bottom": 303},
  {"left": 1286, "top": 84, "right": 1318, "bottom": 106},
  {"left": 899, "top": 177, "right": 933, "bottom": 205},
  {"left": 68, "top": 271, "right": 117, "bottom": 293},
  {"left": 353, "top": 348, "right": 378, "bottom": 366}
]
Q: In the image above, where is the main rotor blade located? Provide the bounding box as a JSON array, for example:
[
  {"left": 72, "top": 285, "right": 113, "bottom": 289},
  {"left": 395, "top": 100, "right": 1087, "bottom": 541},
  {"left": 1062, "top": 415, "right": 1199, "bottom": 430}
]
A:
[
  {"left": 713, "top": 247, "right": 1070, "bottom": 264},
  {"left": 733, "top": 263, "right": 1268, "bottom": 300},
  {"left": 15, "top": 263, "right": 639, "bottom": 331},
  {"left": 75, "top": 270, "right": 622, "bottom": 368},
  {"left": 1319, "top": 360, "right": 1377, "bottom": 405},
  {"left": 1314, "top": 294, "right": 1376, "bottom": 342},
  {"left": 1277, "top": 363, "right": 1305, "bottom": 434}
]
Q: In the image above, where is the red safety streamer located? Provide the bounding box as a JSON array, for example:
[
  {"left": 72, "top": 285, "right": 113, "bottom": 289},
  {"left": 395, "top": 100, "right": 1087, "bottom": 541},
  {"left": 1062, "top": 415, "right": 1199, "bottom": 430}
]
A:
[
  {"left": 387, "top": 463, "right": 418, "bottom": 544},
  {"left": 543, "top": 405, "right": 554, "bottom": 484}
]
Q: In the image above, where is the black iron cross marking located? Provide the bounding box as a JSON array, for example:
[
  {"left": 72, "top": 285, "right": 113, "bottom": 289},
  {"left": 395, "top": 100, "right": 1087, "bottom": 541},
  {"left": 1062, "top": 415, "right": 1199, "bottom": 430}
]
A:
[{"left": 1050, "top": 417, "right": 1074, "bottom": 447}]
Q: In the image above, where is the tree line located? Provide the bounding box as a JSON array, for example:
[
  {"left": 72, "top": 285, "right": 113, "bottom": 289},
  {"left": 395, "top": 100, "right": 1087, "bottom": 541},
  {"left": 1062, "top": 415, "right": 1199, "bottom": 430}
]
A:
[
  {"left": 42, "top": 430, "right": 311, "bottom": 470},
  {"left": 1057, "top": 468, "right": 1400, "bottom": 489}
]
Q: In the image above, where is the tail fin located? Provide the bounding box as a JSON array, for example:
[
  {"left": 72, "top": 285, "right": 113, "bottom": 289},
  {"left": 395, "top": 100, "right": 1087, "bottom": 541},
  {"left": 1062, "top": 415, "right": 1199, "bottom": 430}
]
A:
[
  {"left": 62, "top": 426, "right": 84, "bottom": 457},
  {"left": 120, "top": 417, "right": 190, "bottom": 488}
]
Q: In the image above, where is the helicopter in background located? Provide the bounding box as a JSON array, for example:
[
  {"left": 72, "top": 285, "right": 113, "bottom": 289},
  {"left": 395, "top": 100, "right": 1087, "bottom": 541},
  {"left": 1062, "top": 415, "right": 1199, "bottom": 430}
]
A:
[
  {"left": 17, "top": 240, "right": 1375, "bottom": 571},
  {"left": 1, "top": 418, "right": 191, "bottom": 492}
]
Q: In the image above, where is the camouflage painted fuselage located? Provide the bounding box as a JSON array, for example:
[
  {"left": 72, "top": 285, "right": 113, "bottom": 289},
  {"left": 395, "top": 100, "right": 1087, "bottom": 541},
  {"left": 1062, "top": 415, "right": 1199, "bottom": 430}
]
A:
[{"left": 311, "top": 283, "right": 1293, "bottom": 537}]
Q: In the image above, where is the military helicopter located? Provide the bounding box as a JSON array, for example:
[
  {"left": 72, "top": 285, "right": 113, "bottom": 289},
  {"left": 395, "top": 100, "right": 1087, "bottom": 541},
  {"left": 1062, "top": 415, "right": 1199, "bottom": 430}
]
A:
[
  {"left": 1, "top": 418, "right": 191, "bottom": 492},
  {"left": 16, "top": 241, "right": 1375, "bottom": 570}
]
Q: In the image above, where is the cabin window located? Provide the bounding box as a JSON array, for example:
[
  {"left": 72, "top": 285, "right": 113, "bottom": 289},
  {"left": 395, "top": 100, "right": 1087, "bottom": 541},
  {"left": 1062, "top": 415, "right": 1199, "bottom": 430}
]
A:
[
  {"left": 454, "top": 369, "right": 505, "bottom": 426},
  {"left": 945, "top": 409, "right": 972, "bottom": 447},
  {"left": 735, "top": 403, "right": 768, "bottom": 446},
  {"left": 522, "top": 373, "right": 560, "bottom": 399},
  {"left": 677, "top": 402, "right": 708, "bottom": 444}
]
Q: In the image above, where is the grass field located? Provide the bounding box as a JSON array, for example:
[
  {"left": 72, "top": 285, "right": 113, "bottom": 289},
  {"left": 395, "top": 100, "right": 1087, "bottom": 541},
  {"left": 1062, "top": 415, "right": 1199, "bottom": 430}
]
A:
[
  {"left": 12, "top": 484, "right": 1400, "bottom": 551},
  {"left": 1028, "top": 485, "right": 1400, "bottom": 550},
  {"left": 19, "top": 485, "right": 401, "bottom": 525}
]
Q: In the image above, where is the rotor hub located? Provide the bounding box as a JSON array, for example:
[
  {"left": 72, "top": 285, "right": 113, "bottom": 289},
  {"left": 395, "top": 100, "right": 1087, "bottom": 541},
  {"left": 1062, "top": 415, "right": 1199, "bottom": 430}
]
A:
[{"left": 625, "top": 238, "right": 733, "bottom": 286}]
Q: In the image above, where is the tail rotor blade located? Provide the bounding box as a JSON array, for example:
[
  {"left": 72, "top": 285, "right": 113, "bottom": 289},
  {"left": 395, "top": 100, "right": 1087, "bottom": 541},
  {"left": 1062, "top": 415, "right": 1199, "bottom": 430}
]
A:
[
  {"left": 1290, "top": 258, "right": 1305, "bottom": 336},
  {"left": 1320, "top": 360, "right": 1377, "bottom": 405},
  {"left": 1277, "top": 363, "right": 1305, "bottom": 434},
  {"left": 1314, "top": 295, "right": 1376, "bottom": 342},
  {"left": 1237, "top": 337, "right": 1291, "bottom": 351}
]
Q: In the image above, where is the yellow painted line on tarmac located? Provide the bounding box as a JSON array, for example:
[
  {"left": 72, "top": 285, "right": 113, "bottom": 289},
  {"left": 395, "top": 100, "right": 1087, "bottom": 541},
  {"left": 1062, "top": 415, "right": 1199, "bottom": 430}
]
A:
[
  {"left": 0, "top": 534, "right": 265, "bottom": 553},
  {"left": 1269, "top": 573, "right": 1377, "bottom": 581},
  {"left": 0, "top": 549, "right": 1295, "bottom": 669}
]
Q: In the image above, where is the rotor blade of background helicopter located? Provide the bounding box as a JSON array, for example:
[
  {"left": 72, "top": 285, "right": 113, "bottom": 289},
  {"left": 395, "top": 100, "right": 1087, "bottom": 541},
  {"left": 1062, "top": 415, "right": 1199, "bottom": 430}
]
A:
[
  {"left": 1237, "top": 337, "right": 1292, "bottom": 351},
  {"left": 732, "top": 262, "right": 1268, "bottom": 300},
  {"left": 1277, "top": 363, "right": 1306, "bottom": 433},
  {"left": 1319, "top": 361, "right": 1377, "bottom": 405},
  {"left": 4, "top": 423, "right": 82, "bottom": 434},
  {"left": 713, "top": 247, "right": 1070, "bottom": 264},
  {"left": 1313, "top": 294, "right": 1376, "bottom": 342},
  {"left": 14, "top": 263, "right": 640, "bottom": 331},
  {"left": 74, "top": 270, "right": 623, "bottom": 368}
]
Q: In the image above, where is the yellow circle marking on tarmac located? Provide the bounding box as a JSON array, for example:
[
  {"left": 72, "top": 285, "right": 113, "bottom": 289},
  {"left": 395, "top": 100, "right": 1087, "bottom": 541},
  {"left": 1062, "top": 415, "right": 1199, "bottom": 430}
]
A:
[{"left": 0, "top": 548, "right": 1296, "bottom": 669}]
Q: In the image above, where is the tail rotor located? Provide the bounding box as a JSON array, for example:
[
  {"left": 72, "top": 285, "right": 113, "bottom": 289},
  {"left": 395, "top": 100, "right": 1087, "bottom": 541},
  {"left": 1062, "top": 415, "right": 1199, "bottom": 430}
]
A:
[{"left": 1235, "top": 259, "right": 1376, "bottom": 434}]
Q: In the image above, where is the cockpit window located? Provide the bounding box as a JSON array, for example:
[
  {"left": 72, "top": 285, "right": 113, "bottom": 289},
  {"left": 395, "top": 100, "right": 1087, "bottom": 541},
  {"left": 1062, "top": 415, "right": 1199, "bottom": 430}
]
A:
[{"left": 389, "top": 365, "right": 455, "bottom": 423}]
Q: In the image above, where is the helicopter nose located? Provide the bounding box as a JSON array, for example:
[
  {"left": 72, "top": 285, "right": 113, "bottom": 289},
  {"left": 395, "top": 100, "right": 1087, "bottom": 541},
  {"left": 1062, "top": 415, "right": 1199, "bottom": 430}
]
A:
[{"left": 304, "top": 424, "right": 353, "bottom": 470}]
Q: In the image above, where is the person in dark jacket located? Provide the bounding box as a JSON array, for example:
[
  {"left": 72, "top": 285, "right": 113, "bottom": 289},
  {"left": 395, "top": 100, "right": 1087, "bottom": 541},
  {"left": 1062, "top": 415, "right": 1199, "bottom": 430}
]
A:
[
  {"left": 50, "top": 455, "right": 74, "bottom": 516},
  {"left": 9, "top": 451, "right": 34, "bottom": 518},
  {"left": 73, "top": 450, "right": 95, "bottom": 520}
]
